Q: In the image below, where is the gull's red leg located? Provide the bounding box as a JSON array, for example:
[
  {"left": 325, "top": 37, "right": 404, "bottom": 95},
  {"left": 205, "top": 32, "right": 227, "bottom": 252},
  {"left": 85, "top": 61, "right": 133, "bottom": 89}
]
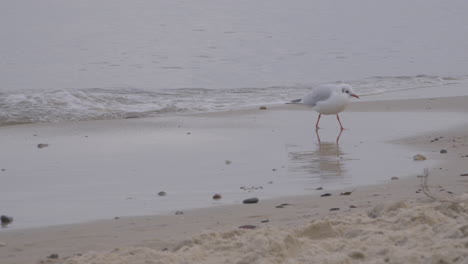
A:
[
  {"left": 315, "top": 114, "right": 322, "bottom": 129},
  {"left": 336, "top": 114, "right": 344, "bottom": 130}
]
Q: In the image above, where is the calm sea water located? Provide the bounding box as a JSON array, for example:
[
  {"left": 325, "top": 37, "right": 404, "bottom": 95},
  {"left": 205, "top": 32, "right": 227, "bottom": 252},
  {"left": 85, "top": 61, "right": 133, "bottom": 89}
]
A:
[{"left": 1, "top": 0, "right": 468, "bottom": 125}]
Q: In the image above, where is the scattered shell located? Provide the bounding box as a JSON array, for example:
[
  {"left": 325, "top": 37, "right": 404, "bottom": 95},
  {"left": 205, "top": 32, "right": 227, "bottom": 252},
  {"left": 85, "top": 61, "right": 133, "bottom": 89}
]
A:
[
  {"left": 239, "top": 225, "right": 257, "bottom": 229},
  {"left": 243, "top": 197, "right": 259, "bottom": 204},
  {"left": 37, "top": 143, "right": 49, "bottom": 149},
  {"left": 440, "top": 149, "right": 448, "bottom": 154},
  {"left": 413, "top": 154, "right": 426, "bottom": 161},
  {"left": 212, "top": 194, "right": 222, "bottom": 200},
  {"left": 391, "top": 176, "right": 399, "bottom": 180},
  {"left": 158, "top": 191, "right": 167, "bottom": 196},
  {"left": 259, "top": 106, "right": 267, "bottom": 110},
  {"left": 321, "top": 193, "right": 332, "bottom": 197}
]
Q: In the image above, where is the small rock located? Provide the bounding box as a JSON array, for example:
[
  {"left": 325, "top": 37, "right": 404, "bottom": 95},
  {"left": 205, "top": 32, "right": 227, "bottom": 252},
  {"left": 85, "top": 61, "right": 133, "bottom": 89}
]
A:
[
  {"left": 114, "top": 217, "right": 120, "bottom": 220},
  {"left": 175, "top": 211, "right": 184, "bottom": 215},
  {"left": 349, "top": 205, "right": 357, "bottom": 209},
  {"left": 460, "top": 173, "right": 468, "bottom": 177},
  {"left": 329, "top": 208, "right": 340, "bottom": 211},
  {"left": 259, "top": 106, "right": 267, "bottom": 110},
  {"left": 37, "top": 143, "right": 49, "bottom": 149},
  {"left": 413, "top": 154, "right": 426, "bottom": 161},
  {"left": 1, "top": 215, "right": 13, "bottom": 226},
  {"left": 239, "top": 225, "right": 257, "bottom": 229},
  {"left": 212, "top": 194, "right": 222, "bottom": 200},
  {"left": 349, "top": 251, "right": 365, "bottom": 259},
  {"left": 316, "top": 187, "right": 323, "bottom": 190},
  {"left": 186, "top": 132, "right": 191, "bottom": 135},
  {"left": 275, "top": 203, "right": 291, "bottom": 208},
  {"left": 0, "top": 242, "right": 6, "bottom": 247},
  {"left": 47, "top": 253, "right": 59, "bottom": 259},
  {"left": 267, "top": 181, "right": 274, "bottom": 184},
  {"left": 260, "top": 219, "right": 269, "bottom": 223},
  {"left": 243, "top": 197, "right": 259, "bottom": 204},
  {"left": 158, "top": 191, "right": 167, "bottom": 196},
  {"left": 225, "top": 160, "right": 232, "bottom": 165},
  {"left": 391, "top": 176, "right": 399, "bottom": 180},
  {"left": 321, "top": 193, "right": 332, "bottom": 197},
  {"left": 272, "top": 168, "right": 276, "bottom": 172},
  {"left": 340, "top": 191, "right": 352, "bottom": 196},
  {"left": 1, "top": 169, "right": 5, "bottom": 172},
  {"left": 440, "top": 149, "right": 448, "bottom": 154}
]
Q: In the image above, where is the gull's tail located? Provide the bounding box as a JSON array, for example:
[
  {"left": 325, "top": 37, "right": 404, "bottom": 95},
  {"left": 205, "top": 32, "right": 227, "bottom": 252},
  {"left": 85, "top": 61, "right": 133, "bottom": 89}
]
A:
[{"left": 287, "top": 98, "right": 302, "bottom": 104}]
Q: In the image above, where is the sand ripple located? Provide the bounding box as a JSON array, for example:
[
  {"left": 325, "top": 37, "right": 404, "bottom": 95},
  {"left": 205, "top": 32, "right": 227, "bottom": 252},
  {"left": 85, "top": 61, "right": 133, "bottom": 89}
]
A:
[{"left": 64, "top": 195, "right": 468, "bottom": 264}]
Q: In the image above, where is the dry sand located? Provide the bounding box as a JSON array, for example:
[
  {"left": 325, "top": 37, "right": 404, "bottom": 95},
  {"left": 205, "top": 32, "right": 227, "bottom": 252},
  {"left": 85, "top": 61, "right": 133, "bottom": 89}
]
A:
[{"left": 1, "top": 96, "right": 468, "bottom": 264}]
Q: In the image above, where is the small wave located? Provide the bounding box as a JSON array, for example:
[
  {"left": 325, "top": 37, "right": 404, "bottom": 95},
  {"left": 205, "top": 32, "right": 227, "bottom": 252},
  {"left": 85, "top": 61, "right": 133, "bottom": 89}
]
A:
[{"left": 0, "top": 74, "right": 465, "bottom": 126}]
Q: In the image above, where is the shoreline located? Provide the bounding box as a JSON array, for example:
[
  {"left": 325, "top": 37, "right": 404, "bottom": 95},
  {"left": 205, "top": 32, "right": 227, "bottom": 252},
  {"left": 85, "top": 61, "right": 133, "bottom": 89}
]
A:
[{"left": 1, "top": 95, "right": 468, "bottom": 263}]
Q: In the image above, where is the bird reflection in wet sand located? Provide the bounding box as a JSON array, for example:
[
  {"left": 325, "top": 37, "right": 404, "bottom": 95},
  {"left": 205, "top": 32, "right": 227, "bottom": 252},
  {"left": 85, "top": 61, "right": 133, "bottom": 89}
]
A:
[{"left": 289, "top": 129, "right": 346, "bottom": 179}]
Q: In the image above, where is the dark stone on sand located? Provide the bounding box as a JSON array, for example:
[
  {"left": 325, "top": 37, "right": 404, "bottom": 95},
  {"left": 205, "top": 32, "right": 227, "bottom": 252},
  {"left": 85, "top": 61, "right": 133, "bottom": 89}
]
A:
[
  {"left": 175, "top": 211, "right": 184, "bottom": 215},
  {"left": 114, "top": 217, "right": 120, "bottom": 220},
  {"left": 329, "top": 208, "right": 340, "bottom": 211},
  {"left": 37, "top": 143, "right": 49, "bottom": 149},
  {"left": 316, "top": 187, "right": 323, "bottom": 190},
  {"left": 260, "top": 219, "right": 269, "bottom": 223},
  {"left": 391, "top": 176, "right": 399, "bottom": 180},
  {"left": 259, "top": 106, "right": 267, "bottom": 110},
  {"left": 238, "top": 225, "right": 256, "bottom": 229},
  {"left": 212, "top": 194, "right": 222, "bottom": 200},
  {"left": 340, "top": 191, "right": 353, "bottom": 195},
  {"left": 243, "top": 197, "right": 259, "bottom": 204},
  {"left": 440, "top": 149, "right": 448, "bottom": 154},
  {"left": 275, "top": 203, "right": 291, "bottom": 208},
  {"left": 321, "top": 193, "right": 332, "bottom": 197},
  {"left": 1, "top": 215, "right": 13, "bottom": 225},
  {"left": 349, "top": 205, "right": 357, "bottom": 209},
  {"left": 1, "top": 169, "right": 5, "bottom": 171},
  {"left": 158, "top": 191, "right": 167, "bottom": 196},
  {"left": 47, "top": 254, "right": 59, "bottom": 259},
  {"left": 460, "top": 173, "right": 468, "bottom": 177}
]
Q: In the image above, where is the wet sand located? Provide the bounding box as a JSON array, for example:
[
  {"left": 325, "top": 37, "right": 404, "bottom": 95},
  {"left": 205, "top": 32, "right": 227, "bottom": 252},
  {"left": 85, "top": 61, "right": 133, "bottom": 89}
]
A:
[{"left": 1, "top": 95, "right": 468, "bottom": 263}]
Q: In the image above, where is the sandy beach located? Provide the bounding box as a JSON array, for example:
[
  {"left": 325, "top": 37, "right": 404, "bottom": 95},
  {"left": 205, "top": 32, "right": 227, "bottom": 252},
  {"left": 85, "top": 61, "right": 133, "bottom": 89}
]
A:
[{"left": 1, "top": 94, "right": 467, "bottom": 263}]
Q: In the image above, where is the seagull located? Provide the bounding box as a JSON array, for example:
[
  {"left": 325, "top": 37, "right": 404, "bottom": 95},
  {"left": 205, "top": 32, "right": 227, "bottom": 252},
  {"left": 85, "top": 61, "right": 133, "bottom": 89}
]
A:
[{"left": 291, "top": 84, "right": 359, "bottom": 130}]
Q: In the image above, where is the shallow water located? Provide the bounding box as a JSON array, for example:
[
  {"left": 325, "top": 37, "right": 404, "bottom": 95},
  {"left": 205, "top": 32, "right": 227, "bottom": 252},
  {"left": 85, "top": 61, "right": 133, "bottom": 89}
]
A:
[{"left": 1, "top": 0, "right": 468, "bottom": 125}]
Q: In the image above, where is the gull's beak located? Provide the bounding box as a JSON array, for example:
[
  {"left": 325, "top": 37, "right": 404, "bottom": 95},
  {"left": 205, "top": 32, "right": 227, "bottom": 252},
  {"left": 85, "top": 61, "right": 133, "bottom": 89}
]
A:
[{"left": 351, "top": 94, "right": 359, "bottom": 99}]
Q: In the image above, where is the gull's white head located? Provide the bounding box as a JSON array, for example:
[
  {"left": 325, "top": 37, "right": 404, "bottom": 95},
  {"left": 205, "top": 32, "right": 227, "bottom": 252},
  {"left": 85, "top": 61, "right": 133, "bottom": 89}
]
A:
[{"left": 338, "top": 84, "right": 359, "bottom": 99}]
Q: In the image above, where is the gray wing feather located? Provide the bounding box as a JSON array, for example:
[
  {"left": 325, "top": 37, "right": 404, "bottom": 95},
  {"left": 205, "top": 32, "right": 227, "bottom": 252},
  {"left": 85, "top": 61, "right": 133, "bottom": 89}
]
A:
[{"left": 301, "top": 86, "right": 333, "bottom": 107}]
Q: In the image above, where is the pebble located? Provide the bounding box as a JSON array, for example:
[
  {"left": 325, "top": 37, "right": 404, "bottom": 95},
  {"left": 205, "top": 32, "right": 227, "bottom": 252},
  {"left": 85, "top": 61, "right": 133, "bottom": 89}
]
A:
[
  {"left": 259, "top": 106, "right": 267, "bottom": 110},
  {"left": 460, "top": 173, "right": 468, "bottom": 177},
  {"left": 275, "top": 203, "right": 291, "bottom": 208},
  {"left": 239, "top": 225, "right": 257, "bottom": 229},
  {"left": 175, "top": 211, "right": 184, "bottom": 215},
  {"left": 37, "top": 143, "right": 49, "bottom": 149},
  {"left": 413, "top": 154, "right": 426, "bottom": 161},
  {"left": 1, "top": 169, "right": 5, "bottom": 171},
  {"left": 329, "top": 208, "right": 340, "bottom": 211},
  {"left": 225, "top": 160, "right": 232, "bottom": 165},
  {"left": 440, "top": 149, "right": 448, "bottom": 154},
  {"left": 158, "top": 191, "right": 167, "bottom": 196},
  {"left": 349, "top": 205, "right": 357, "bottom": 209},
  {"left": 243, "top": 197, "right": 259, "bottom": 204},
  {"left": 1, "top": 215, "right": 13, "bottom": 225},
  {"left": 340, "top": 191, "right": 352, "bottom": 196},
  {"left": 212, "top": 194, "right": 222, "bottom": 200},
  {"left": 391, "top": 176, "right": 399, "bottom": 180},
  {"left": 316, "top": 187, "right": 323, "bottom": 190},
  {"left": 321, "top": 193, "right": 332, "bottom": 197},
  {"left": 260, "top": 219, "right": 269, "bottom": 223},
  {"left": 48, "top": 254, "right": 59, "bottom": 259}
]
